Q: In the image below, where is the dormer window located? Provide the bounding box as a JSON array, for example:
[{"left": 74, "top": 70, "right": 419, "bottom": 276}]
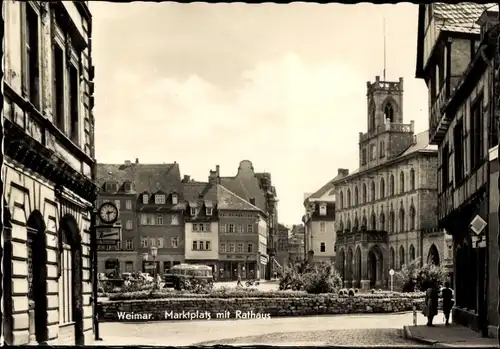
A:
[
  {"left": 142, "top": 194, "right": 149, "bottom": 204},
  {"left": 155, "top": 194, "right": 166, "bottom": 205},
  {"left": 123, "top": 181, "right": 132, "bottom": 192},
  {"left": 172, "top": 194, "right": 178, "bottom": 205},
  {"left": 106, "top": 182, "right": 117, "bottom": 192},
  {"left": 206, "top": 208, "right": 213, "bottom": 216},
  {"left": 190, "top": 207, "right": 197, "bottom": 216},
  {"left": 319, "top": 204, "right": 327, "bottom": 216}
]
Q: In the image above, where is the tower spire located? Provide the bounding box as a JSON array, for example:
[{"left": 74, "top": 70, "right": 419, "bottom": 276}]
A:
[{"left": 383, "top": 18, "right": 386, "bottom": 81}]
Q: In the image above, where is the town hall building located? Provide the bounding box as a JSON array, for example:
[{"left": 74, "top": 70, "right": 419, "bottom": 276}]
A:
[{"left": 333, "top": 75, "right": 452, "bottom": 290}]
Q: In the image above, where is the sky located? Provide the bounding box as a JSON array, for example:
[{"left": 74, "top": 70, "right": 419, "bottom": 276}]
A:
[{"left": 90, "top": 2, "right": 428, "bottom": 226}]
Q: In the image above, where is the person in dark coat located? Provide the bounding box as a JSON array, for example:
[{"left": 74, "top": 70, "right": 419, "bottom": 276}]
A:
[
  {"left": 441, "top": 281, "right": 454, "bottom": 326},
  {"left": 425, "top": 281, "right": 439, "bottom": 326}
]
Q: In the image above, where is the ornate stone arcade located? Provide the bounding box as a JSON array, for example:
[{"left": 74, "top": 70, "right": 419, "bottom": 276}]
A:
[{"left": 336, "top": 229, "right": 388, "bottom": 290}]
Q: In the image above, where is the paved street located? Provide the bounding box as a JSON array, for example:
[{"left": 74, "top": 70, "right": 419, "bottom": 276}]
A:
[{"left": 92, "top": 312, "right": 438, "bottom": 346}]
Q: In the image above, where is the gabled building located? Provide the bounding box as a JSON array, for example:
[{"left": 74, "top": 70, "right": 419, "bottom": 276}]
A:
[
  {"left": 96, "top": 160, "right": 185, "bottom": 276},
  {"left": 207, "top": 161, "right": 278, "bottom": 279},
  {"left": 216, "top": 185, "right": 268, "bottom": 280},
  {"left": 303, "top": 181, "right": 336, "bottom": 264},
  {"left": 182, "top": 182, "right": 219, "bottom": 272},
  {"left": 333, "top": 74, "right": 449, "bottom": 291},
  {"left": 3, "top": 1, "right": 95, "bottom": 345},
  {"left": 415, "top": 2, "right": 499, "bottom": 337}
]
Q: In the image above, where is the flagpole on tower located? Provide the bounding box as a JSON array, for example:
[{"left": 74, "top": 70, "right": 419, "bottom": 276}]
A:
[{"left": 383, "top": 17, "right": 387, "bottom": 81}]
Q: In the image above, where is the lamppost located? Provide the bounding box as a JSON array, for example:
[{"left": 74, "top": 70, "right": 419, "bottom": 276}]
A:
[{"left": 150, "top": 246, "right": 158, "bottom": 282}]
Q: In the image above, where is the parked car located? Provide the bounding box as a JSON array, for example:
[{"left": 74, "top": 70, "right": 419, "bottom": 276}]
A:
[{"left": 164, "top": 264, "right": 214, "bottom": 290}]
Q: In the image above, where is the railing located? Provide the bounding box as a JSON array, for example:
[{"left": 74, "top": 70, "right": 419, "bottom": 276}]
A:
[{"left": 359, "top": 122, "right": 413, "bottom": 142}]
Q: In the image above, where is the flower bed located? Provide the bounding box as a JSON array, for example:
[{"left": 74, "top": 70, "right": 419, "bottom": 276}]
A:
[{"left": 107, "top": 287, "right": 427, "bottom": 301}]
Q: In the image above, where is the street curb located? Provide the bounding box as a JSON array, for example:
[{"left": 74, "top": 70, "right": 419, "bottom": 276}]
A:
[{"left": 403, "top": 326, "right": 439, "bottom": 346}]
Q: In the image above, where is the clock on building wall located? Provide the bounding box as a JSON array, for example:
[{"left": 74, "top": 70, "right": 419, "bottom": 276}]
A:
[{"left": 98, "top": 202, "right": 119, "bottom": 225}]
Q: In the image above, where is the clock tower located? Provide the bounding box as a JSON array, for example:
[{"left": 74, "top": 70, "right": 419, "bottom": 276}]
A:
[{"left": 359, "top": 75, "right": 414, "bottom": 170}]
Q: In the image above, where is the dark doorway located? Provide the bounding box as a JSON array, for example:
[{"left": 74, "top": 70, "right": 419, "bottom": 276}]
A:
[
  {"left": 368, "top": 250, "right": 377, "bottom": 288},
  {"left": 427, "top": 244, "right": 440, "bottom": 266},
  {"left": 27, "top": 211, "right": 48, "bottom": 344},
  {"left": 338, "top": 249, "right": 345, "bottom": 281},
  {"left": 355, "top": 248, "right": 362, "bottom": 287}
]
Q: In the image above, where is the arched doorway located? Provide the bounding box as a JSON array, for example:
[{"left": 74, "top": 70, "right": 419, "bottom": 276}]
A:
[
  {"left": 338, "top": 249, "right": 345, "bottom": 282},
  {"left": 27, "top": 211, "right": 48, "bottom": 344},
  {"left": 367, "top": 245, "right": 384, "bottom": 288},
  {"left": 59, "top": 215, "right": 84, "bottom": 346},
  {"left": 427, "top": 244, "right": 440, "bottom": 266},
  {"left": 389, "top": 247, "right": 395, "bottom": 269},
  {"left": 2, "top": 200, "right": 13, "bottom": 344},
  {"left": 354, "top": 247, "right": 362, "bottom": 288},
  {"left": 399, "top": 245, "right": 405, "bottom": 269}
]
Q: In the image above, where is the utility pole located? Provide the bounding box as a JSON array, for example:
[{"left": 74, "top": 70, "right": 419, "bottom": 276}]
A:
[{"left": 90, "top": 208, "right": 102, "bottom": 341}]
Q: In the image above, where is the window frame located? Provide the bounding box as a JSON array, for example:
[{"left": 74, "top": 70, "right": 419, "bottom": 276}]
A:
[
  {"left": 155, "top": 194, "right": 166, "bottom": 205},
  {"left": 320, "top": 242, "right": 326, "bottom": 253}
]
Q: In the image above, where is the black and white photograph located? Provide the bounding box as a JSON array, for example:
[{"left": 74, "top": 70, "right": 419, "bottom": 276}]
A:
[{"left": 1, "top": 0, "right": 500, "bottom": 347}]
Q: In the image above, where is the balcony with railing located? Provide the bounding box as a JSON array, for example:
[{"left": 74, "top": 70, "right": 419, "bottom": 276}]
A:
[
  {"left": 359, "top": 121, "right": 414, "bottom": 143},
  {"left": 429, "top": 76, "right": 464, "bottom": 145}
]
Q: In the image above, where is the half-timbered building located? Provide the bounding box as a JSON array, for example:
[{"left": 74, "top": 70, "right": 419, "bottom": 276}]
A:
[{"left": 415, "top": 3, "right": 499, "bottom": 337}]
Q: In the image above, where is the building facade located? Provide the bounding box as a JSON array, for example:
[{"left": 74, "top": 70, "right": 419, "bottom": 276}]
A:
[
  {"left": 274, "top": 224, "right": 290, "bottom": 271},
  {"left": 303, "top": 183, "right": 336, "bottom": 264},
  {"left": 217, "top": 186, "right": 268, "bottom": 280},
  {"left": 333, "top": 75, "right": 451, "bottom": 290},
  {"left": 183, "top": 182, "right": 219, "bottom": 272},
  {"left": 288, "top": 224, "right": 306, "bottom": 264},
  {"left": 208, "top": 160, "right": 277, "bottom": 279},
  {"left": 96, "top": 161, "right": 185, "bottom": 277},
  {"left": 415, "top": 3, "right": 499, "bottom": 336},
  {"left": 2, "top": 1, "right": 95, "bottom": 345}
]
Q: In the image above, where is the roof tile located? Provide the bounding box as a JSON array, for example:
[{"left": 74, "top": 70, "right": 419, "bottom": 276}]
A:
[{"left": 434, "top": 3, "right": 495, "bottom": 34}]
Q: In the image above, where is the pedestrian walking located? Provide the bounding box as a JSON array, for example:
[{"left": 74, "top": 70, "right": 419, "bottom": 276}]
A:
[
  {"left": 237, "top": 271, "right": 243, "bottom": 287},
  {"left": 423, "top": 280, "right": 439, "bottom": 327},
  {"left": 441, "top": 281, "right": 454, "bottom": 326}
]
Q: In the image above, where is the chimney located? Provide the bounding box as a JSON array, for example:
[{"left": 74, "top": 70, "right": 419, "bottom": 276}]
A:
[
  {"left": 337, "top": 168, "right": 349, "bottom": 176},
  {"left": 410, "top": 120, "right": 415, "bottom": 132},
  {"left": 124, "top": 160, "right": 131, "bottom": 166},
  {"left": 209, "top": 165, "right": 221, "bottom": 185},
  {"left": 182, "top": 175, "right": 191, "bottom": 183},
  {"left": 135, "top": 158, "right": 139, "bottom": 164},
  {"left": 249, "top": 197, "right": 256, "bottom": 206}
]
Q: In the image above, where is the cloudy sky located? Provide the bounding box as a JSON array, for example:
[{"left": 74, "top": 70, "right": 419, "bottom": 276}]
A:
[{"left": 90, "top": 3, "right": 428, "bottom": 226}]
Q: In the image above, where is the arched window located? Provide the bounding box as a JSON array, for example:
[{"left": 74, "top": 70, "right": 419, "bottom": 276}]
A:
[
  {"left": 380, "top": 177, "right": 385, "bottom": 198},
  {"left": 347, "top": 189, "right": 351, "bottom": 207},
  {"left": 400, "top": 171, "right": 405, "bottom": 193},
  {"left": 409, "top": 206, "right": 416, "bottom": 230},
  {"left": 371, "top": 213, "right": 376, "bottom": 230},
  {"left": 410, "top": 168, "right": 416, "bottom": 190},
  {"left": 354, "top": 217, "right": 359, "bottom": 230},
  {"left": 339, "top": 219, "right": 344, "bottom": 232},
  {"left": 370, "top": 181, "right": 376, "bottom": 202},
  {"left": 389, "top": 174, "right": 395, "bottom": 196},
  {"left": 384, "top": 102, "right": 394, "bottom": 122},
  {"left": 389, "top": 210, "right": 395, "bottom": 233},
  {"left": 399, "top": 207, "right": 405, "bottom": 232},
  {"left": 346, "top": 219, "right": 351, "bottom": 231},
  {"left": 399, "top": 245, "right": 405, "bottom": 268},
  {"left": 379, "top": 141, "right": 385, "bottom": 157},
  {"left": 409, "top": 245, "right": 416, "bottom": 261},
  {"left": 380, "top": 212, "right": 385, "bottom": 231},
  {"left": 362, "top": 184, "right": 367, "bottom": 203},
  {"left": 354, "top": 187, "right": 359, "bottom": 206},
  {"left": 369, "top": 99, "right": 376, "bottom": 130},
  {"left": 361, "top": 215, "right": 367, "bottom": 228},
  {"left": 339, "top": 191, "right": 344, "bottom": 209}
]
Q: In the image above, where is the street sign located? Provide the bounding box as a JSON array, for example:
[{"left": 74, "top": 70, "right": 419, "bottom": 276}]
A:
[
  {"left": 470, "top": 215, "right": 487, "bottom": 235},
  {"left": 96, "top": 224, "right": 121, "bottom": 245},
  {"left": 389, "top": 269, "right": 394, "bottom": 276}
]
